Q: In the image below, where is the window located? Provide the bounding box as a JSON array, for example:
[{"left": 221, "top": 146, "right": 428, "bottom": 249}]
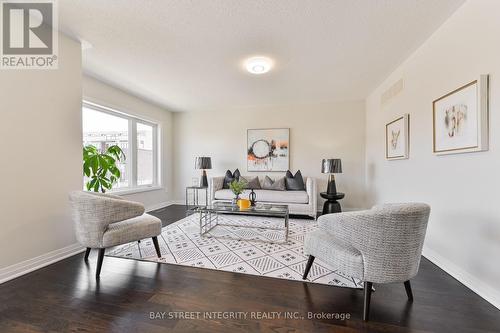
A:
[
  {"left": 137, "top": 122, "right": 154, "bottom": 185},
  {"left": 82, "top": 108, "right": 130, "bottom": 188},
  {"left": 82, "top": 102, "right": 159, "bottom": 191}
]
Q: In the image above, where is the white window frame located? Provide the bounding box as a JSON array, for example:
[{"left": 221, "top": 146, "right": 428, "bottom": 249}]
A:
[{"left": 82, "top": 101, "right": 160, "bottom": 193}]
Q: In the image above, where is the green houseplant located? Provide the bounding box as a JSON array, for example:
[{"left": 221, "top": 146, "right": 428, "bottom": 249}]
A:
[
  {"left": 83, "top": 144, "right": 125, "bottom": 193},
  {"left": 229, "top": 179, "right": 247, "bottom": 204}
]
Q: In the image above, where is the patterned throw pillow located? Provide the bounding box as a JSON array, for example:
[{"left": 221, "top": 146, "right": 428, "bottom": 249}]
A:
[
  {"left": 285, "top": 170, "right": 305, "bottom": 191},
  {"left": 222, "top": 169, "right": 241, "bottom": 189},
  {"left": 240, "top": 176, "right": 261, "bottom": 189},
  {"left": 261, "top": 176, "right": 286, "bottom": 191}
]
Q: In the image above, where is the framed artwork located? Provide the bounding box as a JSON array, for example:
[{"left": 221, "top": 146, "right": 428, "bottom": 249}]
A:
[
  {"left": 433, "top": 75, "right": 489, "bottom": 155},
  {"left": 386, "top": 114, "right": 409, "bottom": 160},
  {"left": 247, "top": 128, "right": 289, "bottom": 171}
]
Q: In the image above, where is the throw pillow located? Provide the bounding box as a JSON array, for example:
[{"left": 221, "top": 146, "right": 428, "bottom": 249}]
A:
[
  {"left": 261, "top": 176, "right": 286, "bottom": 191},
  {"left": 285, "top": 170, "right": 305, "bottom": 190},
  {"left": 222, "top": 169, "right": 241, "bottom": 189},
  {"left": 240, "top": 176, "right": 261, "bottom": 189}
]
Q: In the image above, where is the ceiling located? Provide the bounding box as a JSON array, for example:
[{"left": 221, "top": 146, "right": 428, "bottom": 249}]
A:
[{"left": 59, "top": 0, "right": 465, "bottom": 112}]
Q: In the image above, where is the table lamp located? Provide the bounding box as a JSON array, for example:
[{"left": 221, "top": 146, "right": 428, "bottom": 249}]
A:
[
  {"left": 321, "top": 158, "right": 342, "bottom": 194},
  {"left": 195, "top": 157, "right": 212, "bottom": 187}
]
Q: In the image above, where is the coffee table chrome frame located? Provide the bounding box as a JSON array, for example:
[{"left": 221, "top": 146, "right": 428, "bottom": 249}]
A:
[{"left": 198, "top": 207, "right": 289, "bottom": 244}]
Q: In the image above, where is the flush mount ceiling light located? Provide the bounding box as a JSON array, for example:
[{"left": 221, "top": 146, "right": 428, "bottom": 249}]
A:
[{"left": 245, "top": 56, "right": 273, "bottom": 74}]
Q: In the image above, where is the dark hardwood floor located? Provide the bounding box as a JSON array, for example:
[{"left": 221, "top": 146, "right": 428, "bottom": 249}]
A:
[{"left": 1, "top": 205, "right": 499, "bottom": 333}]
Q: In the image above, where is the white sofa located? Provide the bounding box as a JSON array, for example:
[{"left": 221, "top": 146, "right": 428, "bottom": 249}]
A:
[{"left": 209, "top": 176, "right": 317, "bottom": 218}]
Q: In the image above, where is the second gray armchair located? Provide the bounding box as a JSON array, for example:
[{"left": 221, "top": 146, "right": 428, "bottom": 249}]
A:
[
  {"left": 69, "top": 191, "right": 163, "bottom": 278},
  {"left": 303, "top": 203, "right": 430, "bottom": 321}
]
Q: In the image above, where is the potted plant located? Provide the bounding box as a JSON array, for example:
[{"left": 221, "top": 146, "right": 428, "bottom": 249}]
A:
[
  {"left": 229, "top": 179, "right": 247, "bottom": 205},
  {"left": 83, "top": 144, "right": 125, "bottom": 193}
]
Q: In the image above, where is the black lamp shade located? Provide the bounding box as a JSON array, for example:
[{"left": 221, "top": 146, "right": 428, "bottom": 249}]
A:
[
  {"left": 195, "top": 157, "right": 212, "bottom": 170},
  {"left": 321, "top": 159, "right": 342, "bottom": 173}
]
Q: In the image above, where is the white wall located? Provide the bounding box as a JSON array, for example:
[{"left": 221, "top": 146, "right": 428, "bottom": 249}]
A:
[
  {"left": 173, "top": 101, "right": 366, "bottom": 210},
  {"left": 0, "top": 34, "right": 82, "bottom": 269},
  {"left": 365, "top": 0, "right": 500, "bottom": 308},
  {"left": 82, "top": 75, "right": 174, "bottom": 210}
]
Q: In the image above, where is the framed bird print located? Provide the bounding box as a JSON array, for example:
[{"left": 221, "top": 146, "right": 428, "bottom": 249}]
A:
[{"left": 386, "top": 114, "right": 409, "bottom": 160}]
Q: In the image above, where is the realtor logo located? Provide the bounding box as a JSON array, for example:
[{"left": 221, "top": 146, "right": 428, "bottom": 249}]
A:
[{"left": 1, "top": 0, "right": 58, "bottom": 69}]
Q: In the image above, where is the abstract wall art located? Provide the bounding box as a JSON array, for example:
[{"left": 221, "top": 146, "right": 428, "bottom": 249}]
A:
[
  {"left": 247, "top": 128, "right": 289, "bottom": 171},
  {"left": 385, "top": 114, "right": 409, "bottom": 160},
  {"left": 433, "top": 75, "right": 489, "bottom": 155}
]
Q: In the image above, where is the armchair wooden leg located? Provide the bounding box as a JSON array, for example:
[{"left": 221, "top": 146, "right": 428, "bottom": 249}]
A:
[
  {"left": 302, "top": 255, "right": 315, "bottom": 280},
  {"left": 363, "top": 281, "right": 373, "bottom": 321},
  {"left": 96, "top": 248, "right": 105, "bottom": 279},
  {"left": 152, "top": 236, "right": 162, "bottom": 258},
  {"left": 84, "top": 248, "right": 91, "bottom": 261},
  {"left": 404, "top": 280, "right": 414, "bottom": 301}
]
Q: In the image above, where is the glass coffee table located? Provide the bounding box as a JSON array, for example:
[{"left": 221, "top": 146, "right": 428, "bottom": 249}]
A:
[{"left": 198, "top": 202, "right": 289, "bottom": 243}]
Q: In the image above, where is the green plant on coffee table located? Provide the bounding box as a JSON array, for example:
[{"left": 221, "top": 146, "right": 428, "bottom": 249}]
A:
[
  {"left": 83, "top": 144, "right": 125, "bottom": 193},
  {"left": 229, "top": 179, "right": 247, "bottom": 198}
]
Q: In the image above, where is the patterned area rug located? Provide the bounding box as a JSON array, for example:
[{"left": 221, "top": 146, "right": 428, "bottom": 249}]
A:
[{"left": 107, "top": 214, "right": 363, "bottom": 289}]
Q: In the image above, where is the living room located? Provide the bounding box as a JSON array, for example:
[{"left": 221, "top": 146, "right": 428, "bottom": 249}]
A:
[{"left": 1, "top": 0, "right": 499, "bottom": 332}]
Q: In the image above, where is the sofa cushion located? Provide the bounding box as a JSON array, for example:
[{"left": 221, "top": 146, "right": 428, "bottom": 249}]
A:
[
  {"left": 240, "top": 176, "right": 261, "bottom": 189},
  {"left": 214, "top": 189, "right": 309, "bottom": 204},
  {"left": 222, "top": 169, "right": 241, "bottom": 189},
  {"left": 285, "top": 170, "right": 305, "bottom": 191},
  {"left": 261, "top": 176, "right": 286, "bottom": 191}
]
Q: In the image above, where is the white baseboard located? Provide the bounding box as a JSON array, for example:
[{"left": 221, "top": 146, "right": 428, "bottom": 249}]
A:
[
  {"left": 423, "top": 246, "right": 500, "bottom": 310},
  {"left": 0, "top": 243, "right": 85, "bottom": 284}
]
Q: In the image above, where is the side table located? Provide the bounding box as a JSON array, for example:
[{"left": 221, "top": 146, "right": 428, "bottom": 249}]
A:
[
  {"left": 186, "top": 186, "right": 208, "bottom": 211},
  {"left": 320, "top": 192, "right": 345, "bottom": 215}
]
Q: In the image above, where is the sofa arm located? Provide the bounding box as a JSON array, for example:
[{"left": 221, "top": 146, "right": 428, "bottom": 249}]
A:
[
  {"left": 306, "top": 177, "right": 317, "bottom": 208},
  {"left": 209, "top": 177, "right": 225, "bottom": 202}
]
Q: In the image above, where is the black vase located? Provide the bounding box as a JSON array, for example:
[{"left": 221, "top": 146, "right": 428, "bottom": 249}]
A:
[{"left": 249, "top": 189, "right": 257, "bottom": 206}]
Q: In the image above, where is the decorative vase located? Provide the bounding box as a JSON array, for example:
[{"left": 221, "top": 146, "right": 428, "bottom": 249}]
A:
[
  {"left": 232, "top": 194, "right": 240, "bottom": 206},
  {"left": 237, "top": 199, "right": 251, "bottom": 209},
  {"left": 249, "top": 189, "right": 257, "bottom": 206}
]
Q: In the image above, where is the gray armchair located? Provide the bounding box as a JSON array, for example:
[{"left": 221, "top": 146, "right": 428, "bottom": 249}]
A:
[
  {"left": 69, "top": 191, "right": 163, "bottom": 278},
  {"left": 303, "top": 203, "right": 430, "bottom": 321}
]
